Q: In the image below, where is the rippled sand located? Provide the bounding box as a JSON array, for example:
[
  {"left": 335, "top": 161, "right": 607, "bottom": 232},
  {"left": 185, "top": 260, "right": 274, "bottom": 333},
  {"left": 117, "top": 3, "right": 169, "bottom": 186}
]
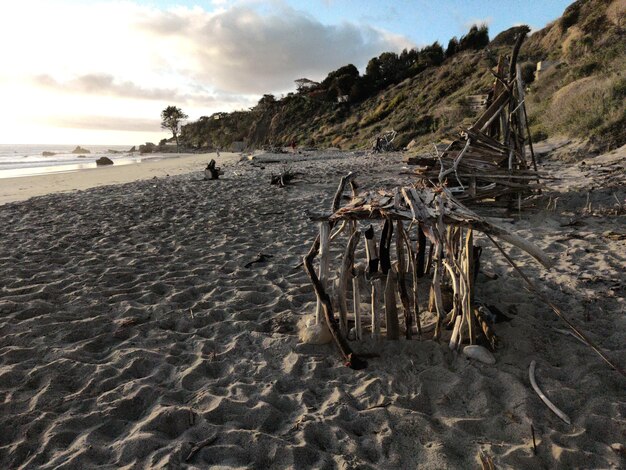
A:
[{"left": 0, "top": 148, "right": 624, "bottom": 468}]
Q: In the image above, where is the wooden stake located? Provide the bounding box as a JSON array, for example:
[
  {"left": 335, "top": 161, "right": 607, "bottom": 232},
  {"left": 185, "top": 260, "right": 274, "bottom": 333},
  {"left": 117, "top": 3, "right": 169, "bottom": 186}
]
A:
[
  {"left": 315, "top": 222, "right": 330, "bottom": 324},
  {"left": 371, "top": 278, "right": 382, "bottom": 340},
  {"left": 384, "top": 269, "right": 400, "bottom": 340},
  {"left": 396, "top": 221, "right": 412, "bottom": 339},
  {"left": 401, "top": 226, "right": 421, "bottom": 337},
  {"left": 338, "top": 230, "right": 361, "bottom": 335},
  {"left": 353, "top": 274, "right": 362, "bottom": 340}
]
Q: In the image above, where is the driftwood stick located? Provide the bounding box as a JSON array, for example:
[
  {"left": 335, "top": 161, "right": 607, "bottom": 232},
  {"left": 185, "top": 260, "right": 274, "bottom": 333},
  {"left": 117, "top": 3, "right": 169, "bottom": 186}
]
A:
[
  {"left": 185, "top": 435, "right": 218, "bottom": 462},
  {"left": 315, "top": 222, "right": 331, "bottom": 324},
  {"left": 416, "top": 225, "right": 427, "bottom": 277},
  {"left": 487, "top": 234, "right": 626, "bottom": 378},
  {"left": 304, "top": 235, "right": 366, "bottom": 369},
  {"left": 384, "top": 269, "right": 400, "bottom": 340},
  {"left": 508, "top": 30, "right": 528, "bottom": 81},
  {"left": 371, "top": 278, "right": 382, "bottom": 340},
  {"left": 401, "top": 226, "right": 421, "bottom": 337},
  {"left": 396, "top": 221, "right": 413, "bottom": 339},
  {"left": 529, "top": 360, "right": 571, "bottom": 424},
  {"left": 364, "top": 225, "right": 379, "bottom": 274},
  {"left": 473, "top": 307, "right": 497, "bottom": 350},
  {"left": 332, "top": 172, "right": 356, "bottom": 212},
  {"left": 464, "top": 229, "right": 474, "bottom": 344},
  {"left": 379, "top": 219, "right": 393, "bottom": 274},
  {"left": 338, "top": 230, "right": 361, "bottom": 335},
  {"left": 432, "top": 260, "right": 445, "bottom": 341},
  {"left": 353, "top": 274, "right": 362, "bottom": 340},
  {"left": 330, "top": 220, "right": 348, "bottom": 241}
]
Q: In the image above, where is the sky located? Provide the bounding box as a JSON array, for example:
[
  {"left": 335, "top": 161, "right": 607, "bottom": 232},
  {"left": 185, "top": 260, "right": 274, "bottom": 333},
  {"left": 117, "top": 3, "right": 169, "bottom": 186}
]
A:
[{"left": 0, "top": 0, "right": 573, "bottom": 145}]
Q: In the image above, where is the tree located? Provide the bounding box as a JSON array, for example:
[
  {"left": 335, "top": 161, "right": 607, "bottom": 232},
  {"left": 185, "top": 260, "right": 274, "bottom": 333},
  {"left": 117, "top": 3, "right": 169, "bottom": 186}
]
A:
[
  {"left": 161, "top": 105, "right": 188, "bottom": 151},
  {"left": 445, "top": 37, "right": 459, "bottom": 58},
  {"left": 459, "top": 25, "right": 490, "bottom": 51},
  {"left": 294, "top": 78, "right": 320, "bottom": 93}
]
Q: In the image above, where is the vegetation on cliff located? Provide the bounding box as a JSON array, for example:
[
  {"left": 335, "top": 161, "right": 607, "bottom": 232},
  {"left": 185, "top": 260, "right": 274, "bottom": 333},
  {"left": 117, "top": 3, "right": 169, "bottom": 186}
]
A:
[{"left": 180, "top": 0, "right": 625, "bottom": 153}]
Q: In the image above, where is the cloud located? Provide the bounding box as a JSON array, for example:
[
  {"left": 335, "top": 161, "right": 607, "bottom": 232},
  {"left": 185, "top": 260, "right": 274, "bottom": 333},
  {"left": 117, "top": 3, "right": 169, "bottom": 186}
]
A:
[
  {"left": 137, "top": 4, "right": 414, "bottom": 94},
  {"left": 33, "top": 73, "right": 234, "bottom": 106},
  {"left": 42, "top": 115, "right": 161, "bottom": 132}
]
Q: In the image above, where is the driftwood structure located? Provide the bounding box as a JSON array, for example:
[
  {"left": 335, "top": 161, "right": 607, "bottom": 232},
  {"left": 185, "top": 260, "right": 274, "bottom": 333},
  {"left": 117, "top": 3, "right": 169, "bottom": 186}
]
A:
[
  {"left": 304, "top": 173, "right": 552, "bottom": 369},
  {"left": 304, "top": 174, "right": 626, "bottom": 377},
  {"left": 407, "top": 29, "right": 542, "bottom": 206}
]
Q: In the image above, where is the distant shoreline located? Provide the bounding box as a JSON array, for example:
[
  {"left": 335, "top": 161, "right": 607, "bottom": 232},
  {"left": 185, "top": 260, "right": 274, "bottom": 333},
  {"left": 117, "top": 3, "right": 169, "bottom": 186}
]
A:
[{"left": 0, "top": 151, "right": 240, "bottom": 205}]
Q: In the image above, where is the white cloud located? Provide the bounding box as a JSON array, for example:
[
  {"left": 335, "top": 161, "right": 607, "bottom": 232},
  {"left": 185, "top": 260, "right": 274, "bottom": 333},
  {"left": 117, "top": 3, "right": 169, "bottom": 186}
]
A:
[{"left": 136, "top": 3, "right": 414, "bottom": 94}]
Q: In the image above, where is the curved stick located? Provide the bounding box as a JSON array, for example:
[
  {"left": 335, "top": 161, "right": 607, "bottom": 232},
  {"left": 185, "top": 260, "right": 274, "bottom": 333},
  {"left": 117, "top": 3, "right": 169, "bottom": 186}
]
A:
[
  {"left": 304, "top": 235, "right": 366, "bottom": 370},
  {"left": 529, "top": 360, "right": 571, "bottom": 424},
  {"left": 487, "top": 234, "right": 626, "bottom": 378},
  {"left": 330, "top": 220, "right": 348, "bottom": 241}
]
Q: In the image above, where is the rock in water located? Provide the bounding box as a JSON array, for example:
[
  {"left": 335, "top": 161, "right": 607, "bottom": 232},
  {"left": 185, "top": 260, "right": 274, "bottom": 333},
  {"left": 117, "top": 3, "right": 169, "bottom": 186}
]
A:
[
  {"left": 42, "top": 151, "right": 56, "bottom": 156},
  {"left": 72, "top": 145, "right": 90, "bottom": 154},
  {"left": 463, "top": 345, "right": 496, "bottom": 364},
  {"left": 95, "top": 156, "right": 114, "bottom": 166}
]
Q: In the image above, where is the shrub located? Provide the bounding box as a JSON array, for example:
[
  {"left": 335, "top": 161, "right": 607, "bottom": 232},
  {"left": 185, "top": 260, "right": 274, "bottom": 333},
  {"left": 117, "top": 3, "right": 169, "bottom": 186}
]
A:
[
  {"left": 520, "top": 62, "right": 536, "bottom": 85},
  {"left": 560, "top": 3, "right": 580, "bottom": 31},
  {"left": 545, "top": 75, "right": 625, "bottom": 139}
]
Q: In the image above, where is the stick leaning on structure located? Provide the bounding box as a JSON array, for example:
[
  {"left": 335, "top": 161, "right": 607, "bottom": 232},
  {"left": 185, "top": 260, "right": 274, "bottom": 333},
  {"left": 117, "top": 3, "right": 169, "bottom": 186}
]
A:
[{"left": 304, "top": 173, "right": 625, "bottom": 378}]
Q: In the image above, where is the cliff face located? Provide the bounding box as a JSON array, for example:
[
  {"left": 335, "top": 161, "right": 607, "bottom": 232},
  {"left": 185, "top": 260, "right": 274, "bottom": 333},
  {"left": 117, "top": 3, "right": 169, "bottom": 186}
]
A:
[{"left": 181, "top": 0, "right": 625, "bottom": 152}]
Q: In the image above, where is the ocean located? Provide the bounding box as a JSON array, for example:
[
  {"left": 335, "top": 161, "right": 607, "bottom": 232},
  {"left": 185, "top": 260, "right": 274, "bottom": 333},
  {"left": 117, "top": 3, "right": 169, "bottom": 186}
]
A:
[{"left": 0, "top": 144, "right": 163, "bottom": 178}]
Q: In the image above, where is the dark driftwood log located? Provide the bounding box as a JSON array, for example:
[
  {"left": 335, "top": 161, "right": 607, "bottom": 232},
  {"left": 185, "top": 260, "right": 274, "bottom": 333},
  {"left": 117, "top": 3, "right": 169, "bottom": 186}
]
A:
[
  {"left": 396, "top": 221, "right": 413, "bottom": 339},
  {"left": 364, "top": 225, "right": 379, "bottom": 274},
  {"left": 304, "top": 235, "right": 366, "bottom": 370},
  {"left": 379, "top": 219, "right": 393, "bottom": 274},
  {"left": 204, "top": 159, "right": 220, "bottom": 180},
  {"left": 416, "top": 225, "right": 427, "bottom": 277},
  {"left": 508, "top": 30, "right": 528, "bottom": 81}
]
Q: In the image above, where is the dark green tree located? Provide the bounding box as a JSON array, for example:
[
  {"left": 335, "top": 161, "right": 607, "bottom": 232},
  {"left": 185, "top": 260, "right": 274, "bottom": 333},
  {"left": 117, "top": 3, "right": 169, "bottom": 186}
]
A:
[
  {"left": 459, "top": 25, "right": 490, "bottom": 51},
  {"left": 445, "top": 37, "right": 459, "bottom": 58},
  {"left": 161, "top": 105, "right": 188, "bottom": 150}
]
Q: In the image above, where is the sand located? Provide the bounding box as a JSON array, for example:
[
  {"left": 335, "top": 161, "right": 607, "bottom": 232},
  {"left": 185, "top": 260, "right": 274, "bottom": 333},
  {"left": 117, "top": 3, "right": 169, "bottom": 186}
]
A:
[{"left": 0, "top": 146, "right": 624, "bottom": 468}]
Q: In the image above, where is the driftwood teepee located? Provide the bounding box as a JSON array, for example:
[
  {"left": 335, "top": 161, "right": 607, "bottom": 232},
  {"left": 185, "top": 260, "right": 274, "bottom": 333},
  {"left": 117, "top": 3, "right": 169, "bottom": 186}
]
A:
[{"left": 408, "top": 29, "right": 543, "bottom": 206}]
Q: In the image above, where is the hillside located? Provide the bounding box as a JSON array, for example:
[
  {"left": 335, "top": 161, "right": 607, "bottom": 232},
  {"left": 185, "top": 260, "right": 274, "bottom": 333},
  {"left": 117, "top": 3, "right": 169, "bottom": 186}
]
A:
[{"left": 179, "top": 0, "right": 625, "bottom": 154}]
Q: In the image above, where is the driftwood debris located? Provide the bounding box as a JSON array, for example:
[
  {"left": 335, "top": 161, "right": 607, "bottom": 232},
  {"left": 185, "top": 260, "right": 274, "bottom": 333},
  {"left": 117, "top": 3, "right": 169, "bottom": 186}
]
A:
[
  {"left": 270, "top": 169, "right": 299, "bottom": 187},
  {"left": 372, "top": 129, "right": 397, "bottom": 153},
  {"left": 204, "top": 159, "right": 221, "bottom": 180}
]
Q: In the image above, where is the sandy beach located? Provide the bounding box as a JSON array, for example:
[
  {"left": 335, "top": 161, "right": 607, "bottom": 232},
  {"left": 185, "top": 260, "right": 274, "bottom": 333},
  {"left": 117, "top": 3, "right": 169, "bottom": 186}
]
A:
[
  {"left": 0, "top": 152, "right": 242, "bottom": 206},
  {"left": 0, "top": 147, "right": 625, "bottom": 468}
]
